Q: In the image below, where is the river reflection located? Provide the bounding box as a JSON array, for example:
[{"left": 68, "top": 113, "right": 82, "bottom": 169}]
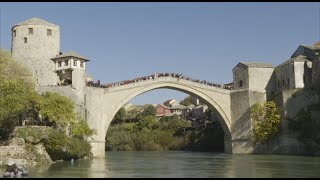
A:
[{"left": 2, "top": 151, "right": 320, "bottom": 178}]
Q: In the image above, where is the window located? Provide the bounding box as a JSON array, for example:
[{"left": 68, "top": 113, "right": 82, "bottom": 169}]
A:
[
  {"left": 65, "top": 60, "right": 68, "bottom": 66},
  {"left": 13, "top": 30, "right": 16, "bottom": 37},
  {"left": 47, "top": 29, "right": 52, "bottom": 36},
  {"left": 73, "top": 60, "right": 77, "bottom": 66},
  {"left": 28, "top": 28, "right": 33, "bottom": 35},
  {"left": 24, "top": 37, "right": 27, "bottom": 43},
  {"left": 239, "top": 80, "right": 243, "bottom": 87},
  {"left": 287, "top": 78, "right": 289, "bottom": 87},
  {"left": 58, "top": 61, "right": 62, "bottom": 67},
  {"left": 80, "top": 61, "right": 84, "bottom": 68},
  {"left": 282, "top": 80, "right": 285, "bottom": 86}
]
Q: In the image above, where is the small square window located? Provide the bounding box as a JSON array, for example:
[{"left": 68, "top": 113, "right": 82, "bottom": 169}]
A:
[
  {"left": 47, "top": 29, "right": 52, "bottom": 36},
  {"left": 65, "top": 60, "right": 68, "bottom": 66},
  {"left": 24, "top": 37, "right": 27, "bottom": 43},
  {"left": 28, "top": 28, "right": 33, "bottom": 35},
  {"left": 58, "top": 61, "right": 62, "bottom": 67}
]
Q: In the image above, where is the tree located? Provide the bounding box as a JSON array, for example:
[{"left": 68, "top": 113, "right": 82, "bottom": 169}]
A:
[
  {"left": 134, "top": 115, "right": 156, "bottom": 131},
  {"left": 70, "top": 117, "right": 95, "bottom": 139},
  {"left": 126, "top": 107, "right": 140, "bottom": 121},
  {"left": 251, "top": 101, "right": 281, "bottom": 143},
  {"left": 112, "top": 107, "right": 127, "bottom": 124},
  {"left": 38, "top": 92, "right": 77, "bottom": 130},
  {"left": 140, "top": 105, "right": 156, "bottom": 117},
  {"left": 0, "top": 50, "right": 36, "bottom": 138},
  {"left": 180, "top": 96, "right": 193, "bottom": 106}
]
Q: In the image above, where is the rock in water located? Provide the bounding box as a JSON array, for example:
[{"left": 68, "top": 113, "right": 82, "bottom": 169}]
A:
[{"left": 3, "top": 171, "right": 11, "bottom": 177}]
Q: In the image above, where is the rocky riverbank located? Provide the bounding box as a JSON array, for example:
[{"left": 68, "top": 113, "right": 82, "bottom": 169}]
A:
[{"left": 0, "top": 126, "right": 53, "bottom": 168}]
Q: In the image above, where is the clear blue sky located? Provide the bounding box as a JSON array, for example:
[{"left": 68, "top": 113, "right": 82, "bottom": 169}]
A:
[{"left": 0, "top": 2, "right": 319, "bottom": 105}]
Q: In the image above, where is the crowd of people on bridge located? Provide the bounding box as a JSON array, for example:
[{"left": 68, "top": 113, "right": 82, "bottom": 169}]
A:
[{"left": 86, "top": 73, "right": 233, "bottom": 90}]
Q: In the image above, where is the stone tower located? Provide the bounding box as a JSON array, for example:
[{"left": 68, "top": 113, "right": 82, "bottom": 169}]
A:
[{"left": 11, "top": 17, "right": 60, "bottom": 86}]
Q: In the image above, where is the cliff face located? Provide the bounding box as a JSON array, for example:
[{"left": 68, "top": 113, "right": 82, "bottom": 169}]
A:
[{"left": 0, "top": 126, "right": 53, "bottom": 167}]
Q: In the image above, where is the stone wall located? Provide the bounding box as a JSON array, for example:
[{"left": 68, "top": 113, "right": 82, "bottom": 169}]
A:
[
  {"left": 230, "top": 90, "right": 252, "bottom": 153},
  {"left": 254, "top": 88, "right": 320, "bottom": 155},
  {"left": 274, "top": 62, "right": 294, "bottom": 91}
]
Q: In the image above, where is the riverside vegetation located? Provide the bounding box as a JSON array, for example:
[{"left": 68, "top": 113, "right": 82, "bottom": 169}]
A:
[
  {"left": 106, "top": 102, "right": 225, "bottom": 152},
  {"left": 0, "top": 49, "right": 94, "bottom": 164}
]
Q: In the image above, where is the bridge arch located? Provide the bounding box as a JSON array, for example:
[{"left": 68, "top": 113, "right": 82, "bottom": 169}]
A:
[
  {"left": 110, "top": 82, "right": 231, "bottom": 135},
  {"left": 85, "top": 77, "right": 232, "bottom": 157}
]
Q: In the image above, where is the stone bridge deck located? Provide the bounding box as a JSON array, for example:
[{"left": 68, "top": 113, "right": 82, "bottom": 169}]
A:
[{"left": 98, "top": 76, "right": 232, "bottom": 94}]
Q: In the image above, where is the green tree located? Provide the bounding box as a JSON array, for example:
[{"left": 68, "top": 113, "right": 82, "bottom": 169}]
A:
[
  {"left": 126, "top": 107, "right": 140, "bottom": 121},
  {"left": 0, "top": 50, "right": 36, "bottom": 139},
  {"left": 251, "top": 101, "right": 281, "bottom": 143},
  {"left": 134, "top": 115, "right": 156, "bottom": 131},
  {"left": 70, "top": 117, "right": 95, "bottom": 139},
  {"left": 140, "top": 105, "right": 156, "bottom": 117},
  {"left": 112, "top": 107, "right": 127, "bottom": 124},
  {"left": 38, "top": 92, "right": 77, "bottom": 130},
  {"left": 44, "top": 130, "right": 92, "bottom": 161},
  {"left": 180, "top": 96, "right": 193, "bottom": 106}
]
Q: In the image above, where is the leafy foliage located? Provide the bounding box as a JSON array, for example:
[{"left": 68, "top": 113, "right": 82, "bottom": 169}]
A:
[
  {"left": 140, "top": 105, "right": 156, "bottom": 117},
  {"left": 14, "top": 126, "right": 54, "bottom": 144},
  {"left": 70, "top": 117, "right": 95, "bottom": 139},
  {"left": 106, "top": 113, "right": 196, "bottom": 151},
  {"left": 180, "top": 96, "right": 193, "bottom": 106},
  {"left": 251, "top": 101, "right": 281, "bottom": 143},
  {"left": 38, "top": 92, "right": 77, "bottom": 128},
  {"left": 44, "top": 130, "right": 92, "bottom": 161},
  {"left": 112, "top": 107, "right": 127, "bottom": 124},
  {"left": 0, "top": 50, "right": 36, "bottom": 139}
]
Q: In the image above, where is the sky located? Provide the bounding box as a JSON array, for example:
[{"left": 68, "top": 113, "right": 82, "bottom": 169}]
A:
[{"left": 0, "top": 2, "right": 319, "bottom": 105}]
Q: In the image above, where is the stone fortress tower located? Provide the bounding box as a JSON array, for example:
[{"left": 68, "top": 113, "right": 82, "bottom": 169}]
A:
[
  {"left": 11, "top": 17, "right": 89, "bottom": 119},
  {"left": 11, "top": 17, "right": 60, "bottom": 86}
]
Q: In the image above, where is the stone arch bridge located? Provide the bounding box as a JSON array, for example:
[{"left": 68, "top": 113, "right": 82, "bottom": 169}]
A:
[{"left": 82, "top": 75, "right": 263, "bottom": 158}]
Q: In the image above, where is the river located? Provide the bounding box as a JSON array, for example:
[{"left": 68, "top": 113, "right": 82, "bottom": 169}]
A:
[{"left": 5, "top": 151, "right": 320, "bottom": 178}]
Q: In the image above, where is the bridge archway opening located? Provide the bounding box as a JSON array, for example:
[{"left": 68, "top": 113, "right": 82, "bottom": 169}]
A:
[{"left": 105, "top": 86, "right": 231, "bottom": 153}]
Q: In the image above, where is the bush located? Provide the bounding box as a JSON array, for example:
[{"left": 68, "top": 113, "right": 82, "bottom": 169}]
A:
[
  {"left": 251, "top": 101, "right": 281, "bottom": 143},
  {"left": 14, "top": 126, "right": 53, "bottom": 144},
  {"left": 44, "top": 130, "right": 91, "bottom": 161}
]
